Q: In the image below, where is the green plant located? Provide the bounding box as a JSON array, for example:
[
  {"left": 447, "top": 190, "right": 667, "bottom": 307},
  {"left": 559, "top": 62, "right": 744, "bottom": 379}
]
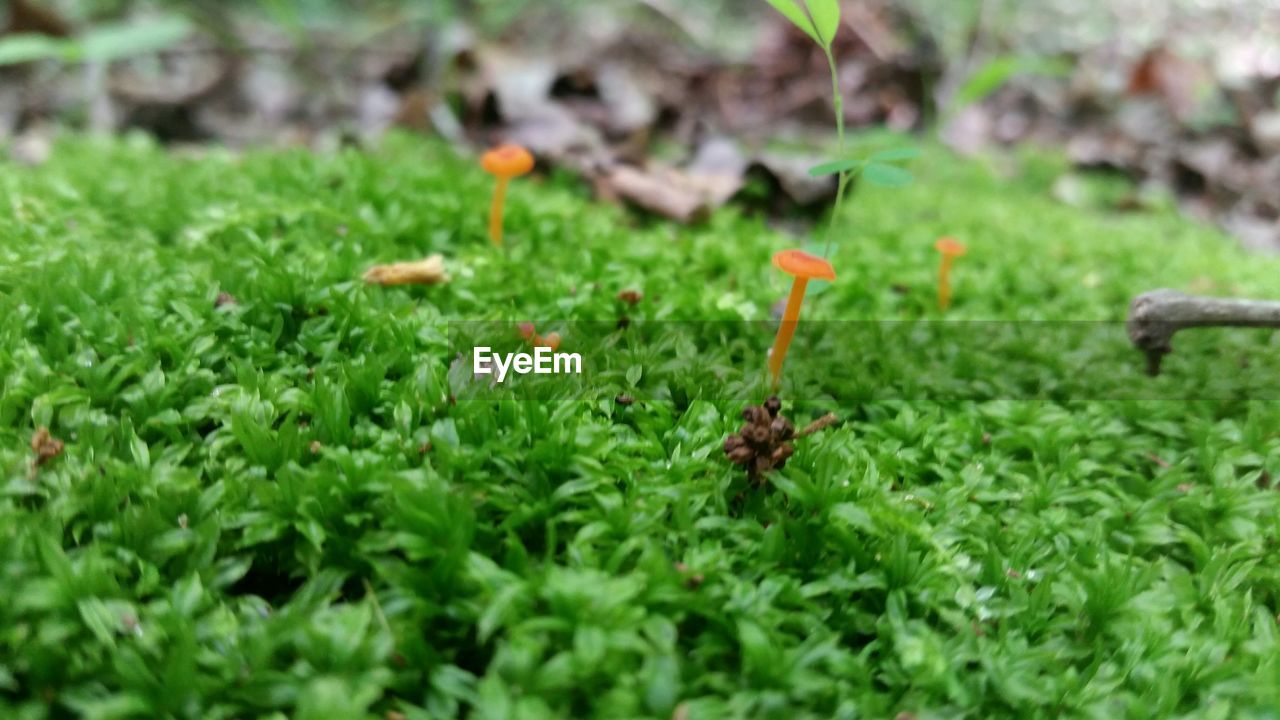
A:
[
  {"left": 765, "top": 1, "right": 920, "bottom": 259},
  {"left": 808, "top": 146, "right": 920, "bottom": 187},
  {"left": 4, "top": 134, "right": 1280, "bottom": 718},
  {"left": 952, "top": 54, "right": 1071, "bottom": 112},
  {"left": 0, "top": 15, "right": 191, "bottom": 67},
  {"left": 763, "top": 1, "right": 845, "bottom": 256}
]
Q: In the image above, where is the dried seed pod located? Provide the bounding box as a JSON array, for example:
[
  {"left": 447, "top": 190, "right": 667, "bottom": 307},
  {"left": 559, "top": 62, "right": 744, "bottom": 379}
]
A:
[
  {"left": 723, "top": 396, "right": 797, "bottom": 484},
  {"left": 742, "top": 423, "right": 770, "bottom": 446},
  {"left": 764, "top": 396, "right": 782, "bottom": 417},
  {"left": 771, "top": 417, "right": 794, "bottom": 440}
]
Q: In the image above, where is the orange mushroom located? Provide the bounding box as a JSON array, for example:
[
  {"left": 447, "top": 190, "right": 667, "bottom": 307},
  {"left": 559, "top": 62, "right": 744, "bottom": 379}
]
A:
[
  {"left": 516, "top": 322, "right": 560, "bottom": 352},
  {"left": 481, "top": 144, "right": 535, "bottom": 247},
  {"left": 767, "top": 249, "right": 836, "bottom": 386},
  {"left": 934, "top": 237, "right": 967, "bottom": 311}
]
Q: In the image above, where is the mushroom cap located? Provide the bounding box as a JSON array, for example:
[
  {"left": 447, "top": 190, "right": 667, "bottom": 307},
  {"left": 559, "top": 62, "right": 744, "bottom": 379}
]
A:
[
  {"left": 517, "top": 321, "right": 536, "bottom": 340},
  {"left": 934, "top": 237, "right": 967, "bottom": 257},
  {"left": 772, "top": 249, "right": 836, "bottom": 281},
  {"left": 482, "top": 144, "right": 535, "bottom": 178}
]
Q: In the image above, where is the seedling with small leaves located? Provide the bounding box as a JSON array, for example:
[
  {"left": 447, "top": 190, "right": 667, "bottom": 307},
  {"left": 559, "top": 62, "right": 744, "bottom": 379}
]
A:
[
  {"left": 761, "top": 0, "right": 920, "bottom": 393},
  {"left": 765, "top": 0, "right": 920, "bottom": 257},
  {"left": 765, "top": 0, "right": 850, "bottom": 257}
]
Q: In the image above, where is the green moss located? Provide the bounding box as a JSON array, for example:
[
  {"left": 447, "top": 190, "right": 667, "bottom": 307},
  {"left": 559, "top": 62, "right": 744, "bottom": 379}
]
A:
[{"left": 2, "top": 132, "right": 1279, "bottom": 719}]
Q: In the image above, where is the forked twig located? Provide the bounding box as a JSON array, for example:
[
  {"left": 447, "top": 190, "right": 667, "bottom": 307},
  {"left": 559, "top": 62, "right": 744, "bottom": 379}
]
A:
[{"left": 1126, "top": 289, "right": 1280, "bottom": 375}]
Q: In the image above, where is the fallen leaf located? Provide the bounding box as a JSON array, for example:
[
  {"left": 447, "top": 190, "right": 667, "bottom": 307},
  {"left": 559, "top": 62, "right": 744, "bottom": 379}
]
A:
[
  {"left": 362, "top": 255, "right": 449, "bottom": 286},
  {"left": 684, "top": 136, "right": 749, "bottom": 206},
  {"left": 749, "top": 153, "right": 838, "bottom": 207},
  {"left": 1127, "top": 47, "right": 1208, "bottom": 119},
  {"left": 109, "top": 35, "right": 228, "bottom": 106},
  {"left": 599, "top": 164, "right": 713, "bottom": 223},
  {"left": 594, "top": 63, "right": 658, "bottom": 135},
  {"left": 1249, "top": 111, "right": 1280, "bottom": 156},
  {"left": 8, "top": 0, "right": 72, "bottom": 37}
]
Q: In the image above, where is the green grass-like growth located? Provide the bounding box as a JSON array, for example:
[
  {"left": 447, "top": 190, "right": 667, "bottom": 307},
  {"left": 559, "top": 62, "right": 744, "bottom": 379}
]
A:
[{"left": 2, "top": 132, "right": 1280, "bottom": 719}]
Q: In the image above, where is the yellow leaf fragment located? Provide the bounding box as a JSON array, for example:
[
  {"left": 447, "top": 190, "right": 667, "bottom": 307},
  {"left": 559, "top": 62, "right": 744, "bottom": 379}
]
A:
[{"left": 362, "top": 255, "right": 450, "bottom": 286}]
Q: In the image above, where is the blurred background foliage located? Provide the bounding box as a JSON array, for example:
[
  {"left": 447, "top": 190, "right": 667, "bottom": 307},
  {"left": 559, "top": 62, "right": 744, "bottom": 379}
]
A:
[{"left": 2, "top": 0, "right": 1279, "bottom": 247}]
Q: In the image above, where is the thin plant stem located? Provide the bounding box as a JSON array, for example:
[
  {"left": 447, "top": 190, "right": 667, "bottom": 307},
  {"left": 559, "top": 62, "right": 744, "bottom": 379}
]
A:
[
  {"left": 824, "top": 174, "right": 848, "bottom": 258},
  {"left": 823, "top": 48, "right": 846, "bottom": 259}
]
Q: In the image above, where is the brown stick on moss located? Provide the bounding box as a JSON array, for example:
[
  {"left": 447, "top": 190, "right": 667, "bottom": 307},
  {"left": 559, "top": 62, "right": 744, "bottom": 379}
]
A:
[
  {"left": 797, "top": 413, "right": 840, "bottom": 438},
  {"left": 1126, "top": 289, "right": 1280, "bottom": 376}
]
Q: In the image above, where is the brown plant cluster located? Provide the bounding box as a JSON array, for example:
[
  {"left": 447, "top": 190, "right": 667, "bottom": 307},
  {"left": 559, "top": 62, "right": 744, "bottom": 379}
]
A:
[
  {"left": 723, "top": 396, "right": 795, "bottom": 483},
  {"left": 29, "top": 426, "right": 64, "bottom": 470}
]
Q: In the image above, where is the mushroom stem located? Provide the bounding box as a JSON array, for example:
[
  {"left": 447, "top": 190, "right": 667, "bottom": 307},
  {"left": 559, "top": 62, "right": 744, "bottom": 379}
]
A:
[
  {"left": 489, "top": 177, "right": 510, "bottom": 247},
  {"left": 937, "top": 256, "right": 955, "bottom": 311},
  {"left": 768, "top": 278, "right": 810, "bottom": 386}
]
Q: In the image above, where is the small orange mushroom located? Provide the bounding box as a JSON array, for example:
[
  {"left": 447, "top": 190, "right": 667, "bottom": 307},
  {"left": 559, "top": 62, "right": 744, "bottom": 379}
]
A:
[
  {"left": 934, "top": 237, "right": 967, "bottom": 311},
  {"left": 767, "top": 249, "right": 836, "bottom": 386},
  {"left": 516, "top": 322, "right": 560, "bottom": 352},
  {"left": 481, "top": 144, "right": 535, "bottom": 247}
]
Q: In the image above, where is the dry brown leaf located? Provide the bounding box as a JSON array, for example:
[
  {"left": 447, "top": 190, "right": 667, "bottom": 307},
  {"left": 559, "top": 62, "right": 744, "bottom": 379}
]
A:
[
  {"left": 599, "top": 164, "right": 712, "bottom": 223},
  {"left": 30, "top": 426, "right": 64, "bottom": 466},
  {"left": 685, "top": 137, "right": 749, "bottom": 206},
  {"left": 362, "top": 255, "right": 449, "bottom": 286},
  {"left": 8, "top": 0, "right": 72, "bottom": 37},
  {"left": 749, "top": 153, "right": 838, "bottom": 207},
  {"left": 109, "top": 37, "right": 228, "bottom": 107},
  {"left": 1126, "top": 47, "right": 1210, "bottom": 120}
]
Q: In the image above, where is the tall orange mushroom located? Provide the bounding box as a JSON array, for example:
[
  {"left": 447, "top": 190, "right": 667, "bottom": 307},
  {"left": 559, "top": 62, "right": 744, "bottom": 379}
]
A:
[
  {"left": 767, "top": 249, "right": 836, "bottom": 386},
  {"left": 481, "top": 144, "right": 535, "bottom": 247},
  {"left": 934, "top": 237, "right": 967, "bottom": 311}
]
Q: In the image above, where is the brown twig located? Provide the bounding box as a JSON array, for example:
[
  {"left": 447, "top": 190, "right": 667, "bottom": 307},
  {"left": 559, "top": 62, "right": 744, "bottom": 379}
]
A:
[
  {"left": 796, "top": 412, "right": 839, "bottom": 438},
  {"left": 1126, "top": 289, "right": 1280, "bottom": 375}
]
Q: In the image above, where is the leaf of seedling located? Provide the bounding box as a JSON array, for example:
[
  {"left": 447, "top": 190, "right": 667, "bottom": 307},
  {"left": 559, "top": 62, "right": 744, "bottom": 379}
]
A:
[
  {"left": 73, "top": 17, "right": 192, "bottom": 62},
  {"left": 802, "top": 236, "right": 832, "bottom": 296},
  {"left": 806, "top": 0, "right": 841, "bottom": 48},
  {"left": 862, "top": 162, "right": 914, "bottom": 188},
  {"left": 954, "top": 55, "right": 1071, "bottom": 110},
  {"left": 810, "top": 148, "right": 920, "bottom": 178},
  {"left": 0, "top": 16, "right": 192, "bottom": 67},
  {"left": 867, "top": 147, "right": 922, "bottom": 163},
  {"left": 808, "top": 158, "right": 864, "bottom": 178},
  {"left": 0, "top": 34, "right": 67, "bottom": 66},
  {"left": 763, "top": 0, "right": 822, "bottom": 46}
]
